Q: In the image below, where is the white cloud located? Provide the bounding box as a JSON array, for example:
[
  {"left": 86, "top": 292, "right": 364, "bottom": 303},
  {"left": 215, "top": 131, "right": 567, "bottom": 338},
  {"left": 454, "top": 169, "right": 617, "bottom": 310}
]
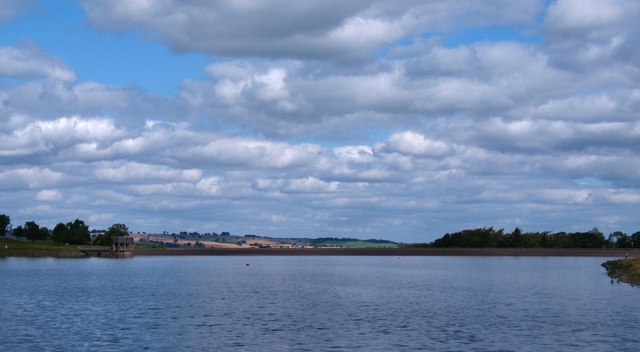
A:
[
  {"left": 602, "top": 191, "right": 640, "bottom": 204},
  {"left": 0, "top": 46, "right": 76, "bottom": 81},
  {"left": 386, "top": 131, "right": 452, "bottom": 158},
  {"left": 0, "top": 116, "right": 124, "bottom": 157},
  {"left": 78, "top": 0, "right": 542, "bottom": 61},
  {"left": 545, "top": 0, "right": 627, "bottom": 35},
  {"left": 333, "top": 146, "right": 374, "bottom": 164},
  {"left": 257, "top": 177, "right": 339, "bottom": 194},
  {"left": 35, "top": 189, "right": 63, "bottom": 202},
  {"left": 94, "top": 162, "right": 202, "bottom": 183},
  {"left": 543, "top": 0, "right": 640, "bottom": 71},
  {"left": 520, "top": 95, "right": 622, "bottom": 121},
  {"left": 180, "top": 138, "right": 323, "bottom": 169},
  {"left": 0, "top": 168, "right": 66, "bottom": 190},
  {"left": 3, "top": 1, "right": 640, "bottom": 240},
  {"left": 196, "top": 177, "right": 221, "bottom": 195}
]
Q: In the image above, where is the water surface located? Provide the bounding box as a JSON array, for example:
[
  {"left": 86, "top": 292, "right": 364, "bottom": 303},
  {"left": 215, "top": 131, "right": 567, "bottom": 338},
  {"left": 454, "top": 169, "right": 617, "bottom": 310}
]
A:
[{"left": 1, "top": 256, "right": 638, "bottom": 351}]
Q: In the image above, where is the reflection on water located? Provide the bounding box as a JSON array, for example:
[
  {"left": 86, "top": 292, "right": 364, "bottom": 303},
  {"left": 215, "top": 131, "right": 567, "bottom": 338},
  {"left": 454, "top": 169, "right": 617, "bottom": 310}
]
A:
[{"left": 1, "top": 256, "right": 639, "bottom": 351}]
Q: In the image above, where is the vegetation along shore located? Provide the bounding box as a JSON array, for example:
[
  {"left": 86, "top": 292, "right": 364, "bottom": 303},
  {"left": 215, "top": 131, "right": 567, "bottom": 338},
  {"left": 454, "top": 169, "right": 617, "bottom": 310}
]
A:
[
  {"left": 602, "top": 257, "right": 640, "bottom": 286},
  {"left": 2, "top": 213, "right": 639, "bottom": 264}
]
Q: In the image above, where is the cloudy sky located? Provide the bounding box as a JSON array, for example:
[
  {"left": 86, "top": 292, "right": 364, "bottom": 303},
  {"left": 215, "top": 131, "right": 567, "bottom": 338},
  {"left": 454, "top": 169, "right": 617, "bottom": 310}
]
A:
[{"left": 1, "top": 0, "right": 639, "bottom": 241}]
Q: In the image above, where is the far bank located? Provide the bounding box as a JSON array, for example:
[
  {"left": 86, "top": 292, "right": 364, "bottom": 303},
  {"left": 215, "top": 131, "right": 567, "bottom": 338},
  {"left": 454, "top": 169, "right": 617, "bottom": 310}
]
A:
[{"left": 134, "top": 247, "right": 636, "bottom": 257}]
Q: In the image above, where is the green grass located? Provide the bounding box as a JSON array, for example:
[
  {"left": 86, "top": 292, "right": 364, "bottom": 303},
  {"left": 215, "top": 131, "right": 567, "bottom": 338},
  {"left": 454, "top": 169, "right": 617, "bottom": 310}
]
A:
[
  {"left": 135, "top": 244, "right": 167, "bottom": 250},
  {"left": 0, "top": 238, "right": 87, "bottom": 258},
  {"left": 602, "top": 257, "right": 640, "bottom": 286},
  {"left": 313, "top": 241, "right": 398, "bottom": 248},
  {"left": 134, "top": 240, "right": 167, "bottom": 249}
]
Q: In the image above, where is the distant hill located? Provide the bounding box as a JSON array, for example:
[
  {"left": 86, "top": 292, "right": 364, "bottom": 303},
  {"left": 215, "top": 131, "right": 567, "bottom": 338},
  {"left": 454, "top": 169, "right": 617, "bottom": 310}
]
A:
[{"left": 130, "top": 233, "right": 398, "bottom": 249}]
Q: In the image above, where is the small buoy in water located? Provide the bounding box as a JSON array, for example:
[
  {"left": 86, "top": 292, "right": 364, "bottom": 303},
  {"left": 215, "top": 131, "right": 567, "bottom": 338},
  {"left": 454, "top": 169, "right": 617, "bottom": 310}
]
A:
[{"left": 245, "top": 262, "right": 250, "bottom": 266}]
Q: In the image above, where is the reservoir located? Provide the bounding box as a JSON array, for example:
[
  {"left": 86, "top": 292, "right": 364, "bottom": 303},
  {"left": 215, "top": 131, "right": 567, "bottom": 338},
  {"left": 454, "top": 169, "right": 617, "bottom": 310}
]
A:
[{"left": 1, "top": 256, "right": 639, "bottom": 351}]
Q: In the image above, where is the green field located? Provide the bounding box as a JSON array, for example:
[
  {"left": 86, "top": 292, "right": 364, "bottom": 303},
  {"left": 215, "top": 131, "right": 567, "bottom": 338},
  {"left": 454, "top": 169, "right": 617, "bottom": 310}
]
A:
[
  {"left": 0, "top": 238, "right": 87, "bottom": 258},
  {"left": 313, "top": 241, "right": 398, "bottom": 248}
]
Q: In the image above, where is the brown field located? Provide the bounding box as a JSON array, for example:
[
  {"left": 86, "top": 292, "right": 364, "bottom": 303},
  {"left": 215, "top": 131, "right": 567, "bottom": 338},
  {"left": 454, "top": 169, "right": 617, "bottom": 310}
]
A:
[{"left": 130, "top": 234, "right": 297, "bottom": 249}]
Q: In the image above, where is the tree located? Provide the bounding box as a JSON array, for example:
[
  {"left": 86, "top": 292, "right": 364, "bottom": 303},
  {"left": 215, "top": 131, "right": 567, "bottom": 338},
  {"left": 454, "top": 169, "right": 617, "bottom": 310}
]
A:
[
  {"left": 0, "top": 214, "right": 10, "bottom": 238},
  {"left": 51, "top": 223, "right": 69, "bottom": 243},
  {"left": 13, "top": 225, "right": 24, "bottom": 239},
  {"left": 631, "top": 232, "right": 640, "bottom": 248},
  {"left": 93, "top": 223, "right": 129, "bottom": 246},
  {"left": 106, "top": 223, "right": 129, "bottom": 237},
  {"left": 607, "top": 231, "right": 631, "bottom": 248},
  {"left": 67, "top": 219, "right": 90, "bottom": 244},
  {"left": 51, "top": 219, "right": 90, "bottom": 244},
  {"left": 23, "top": 221, "right": 48, "bottom": 242}
]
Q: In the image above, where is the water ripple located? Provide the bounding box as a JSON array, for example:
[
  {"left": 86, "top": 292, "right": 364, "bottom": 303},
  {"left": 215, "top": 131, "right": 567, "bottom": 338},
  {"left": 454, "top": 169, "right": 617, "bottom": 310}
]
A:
[{"left": 1, "top": 256, "right": 640, "bottom": 351}]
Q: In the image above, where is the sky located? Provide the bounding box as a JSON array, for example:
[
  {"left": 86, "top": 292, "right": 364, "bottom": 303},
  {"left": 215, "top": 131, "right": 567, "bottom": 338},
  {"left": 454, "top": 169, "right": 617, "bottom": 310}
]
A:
[{"left": 1, "top": 0, "right": 639, "bottom": 242}]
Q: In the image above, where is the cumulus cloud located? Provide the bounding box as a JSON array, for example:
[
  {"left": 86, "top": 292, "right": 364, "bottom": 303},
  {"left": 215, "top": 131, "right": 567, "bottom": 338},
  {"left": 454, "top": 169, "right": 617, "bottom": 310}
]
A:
[
  {"left": 196, "top": 177, "right": 221, "bottom": 195},
  {"left": 255, "top": 177, "right": 339, "bottom": 194},
  {"left": 0, "top": 45, "right": 152, "bottom": 122},
  {"left": 543, "top": 0, "right": 640, "bottom": 71},
  {"left": 0, "top": 168, "right": 67, "bottom": 190},
  {"left": 174, "top": 41, "right": 576, "bottom": 137},
  {"left": 78, "top": 0, "right": 542, "bottom": 61},
  {"left": 1, "top": 112, "right": 639, "bottom": 239},
  {"left": 2, "top": 1, "right": 640, "bottom": 239},
  {"left": 544, "top": 0, "right": 628, "bottom": 36},
  {"left": 179, "top": 137, "right": 323, "bottom": 169},
  {"left": 386, "top": 131, "right": 452, "bottom": 158},
  {"left": 0, "top": 116, "right": 125, "bottom": 158},
  {"left": 0, "top": 46, "right": 76, "bottom": 81},
  {"left": 35, "top": 189, "right": 63, "bottom": 202},
  {"left": 94, "top": 162, "right": 202, "bottom": 183}
]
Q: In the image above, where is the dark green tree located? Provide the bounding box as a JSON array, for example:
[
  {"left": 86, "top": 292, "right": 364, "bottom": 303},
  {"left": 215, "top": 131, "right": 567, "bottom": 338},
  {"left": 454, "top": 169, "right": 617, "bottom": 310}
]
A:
[
  {"left": 631, "top": 232, "right": 640, "bottom": 248},
  {"left": 568, "top": 228, "right": 606, "bottom": 248},
  {"left": 93, "top": 223, "right": 129, "bottom": 246},
  {"left": 506, "top": 227, "right": 523, "bottom": 247},
  {"left": 23, "top": 221, "right": 48, "bottom": 242},
  {"left": 51, "top": 223, "right": 69, "bottom": 243},
  {"left": 0, "top": 214, "right": 10, "bottom": 238},
  {"left": 106, "top": 223, "right": 129, "bottom": 237},
  {"left": 607, "top": 231, "right": 631, "bottom": 248},
  {"left": 13, "top": 225, "right": 24, "bottom": 238},
  {"left": 67, "top": 219, "right": 90, "bottom": 244}
]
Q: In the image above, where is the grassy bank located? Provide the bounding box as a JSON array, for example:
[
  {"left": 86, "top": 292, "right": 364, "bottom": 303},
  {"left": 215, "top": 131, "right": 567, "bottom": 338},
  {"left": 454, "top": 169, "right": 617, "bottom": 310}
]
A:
[
  {"left": 602, "top": 257, "right": 640, "bottom": 286},
  {"left": 0, "top": 239, "right": 88, "bottom": 258}
]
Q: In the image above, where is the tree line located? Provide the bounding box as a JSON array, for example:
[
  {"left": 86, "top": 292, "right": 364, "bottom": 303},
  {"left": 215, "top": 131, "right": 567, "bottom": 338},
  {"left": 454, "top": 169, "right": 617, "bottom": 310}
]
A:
[
  {"left": 0, "top": 214, "right": 128, "bottom": 245},
  {"left": 309, "top": 237, "right": 396, "bottom": 245},
  {"left": 411, "top": 227, "right": 640, "bottom": 249},
  {"left": 3, "top": 212, "right": 639, "bottom": 249}
]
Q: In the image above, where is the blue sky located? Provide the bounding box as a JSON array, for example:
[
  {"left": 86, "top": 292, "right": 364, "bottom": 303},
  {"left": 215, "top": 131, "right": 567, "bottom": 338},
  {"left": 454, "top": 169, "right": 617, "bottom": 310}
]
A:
[
  {"left": 1, "top": 0, "right": 639, "bottom": 241},
  {"left": 0, "top": 0, "right": 208, "bottom": 96}
]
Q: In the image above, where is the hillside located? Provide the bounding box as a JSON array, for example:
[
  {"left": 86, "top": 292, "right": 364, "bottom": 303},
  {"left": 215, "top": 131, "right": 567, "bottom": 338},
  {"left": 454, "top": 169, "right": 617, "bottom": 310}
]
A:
[{"left": 131, "top": 233, "right": 398, "bottom": 249}]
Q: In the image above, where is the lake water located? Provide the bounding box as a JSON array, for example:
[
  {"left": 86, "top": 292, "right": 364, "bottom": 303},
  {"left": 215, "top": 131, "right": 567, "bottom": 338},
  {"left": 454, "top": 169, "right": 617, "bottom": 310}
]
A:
[{"left": 1, "top": 256, "right": 639, "bottom": 351}]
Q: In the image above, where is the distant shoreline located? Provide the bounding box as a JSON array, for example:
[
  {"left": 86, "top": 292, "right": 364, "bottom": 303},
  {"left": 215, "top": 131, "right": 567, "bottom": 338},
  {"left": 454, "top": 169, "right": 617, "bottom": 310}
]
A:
[
  {"left": 135, "top": 247, "right": 636, "bottom": 257},
  {"left": 3, "top": 246, "right": 636, "bottom": 258}
]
